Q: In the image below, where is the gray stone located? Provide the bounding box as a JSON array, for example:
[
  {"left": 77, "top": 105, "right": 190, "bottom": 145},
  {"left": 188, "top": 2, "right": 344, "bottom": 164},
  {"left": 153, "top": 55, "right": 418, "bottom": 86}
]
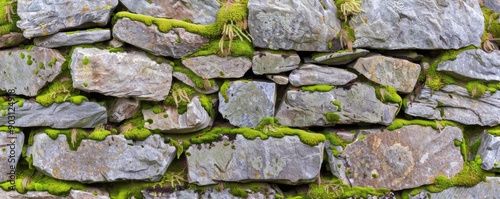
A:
[
  {"left": 437, "top": 49, "right": 500, "bottom": 81},
  {"left": 143, "top": 96, "right": 214, "bottom": 133},
  {"left": 325, "top": 140, "right": 349, "bottom": 184},
  {"left": 142, "top": 186, "right": 276, "bottom": 199},
  {"left": 187, "top": 134, "right": 324, "bottom": 185},
  {"left": 485, "top": 0, "right": 500, "bottom": 13},
  {"left": 351, "top": 55, "right": 421, "bottom": 93},
  {"left": 0, "top": 101, "right": 106, "bottom": 128},
  {"left": 408, "top": 177, "right": 500, "bottom": 199},
  {"left": 70, "top": 47, "right": 173, "bottom": 101},
  {"left": 309, "top": 49, "right": 369, "bottom": 65},
  {"left": 142, "top": 190, "right": 199, "bottom": 199},
  {"left": 0, "top": 32, "right": 25, "bottom": 48},
  {"left": 0, "top": 189, "right": 64, "bottom": 199},
  {"left": 275, "top": 83, "right": 399, "bottom": 127},
  {"left": 17, "top": 0, "right": 118, "bottom": 38},
  {"left": 352, "top": 0, "right": 484, "bottom": 49},
  {"left": 266, "top": 74, "right": 289, "bottom": 85},
  {"left": 477, "top": 131, "right": 500, "bottom": 171},
  {"left": 248, "top": 0, "right": 341, "bottom": 51},
  {"left": 405, "top": 85, "right": 500, "bottom": 126},
  {"left": 289, "top": 64, "right": 357, "bottom": 87},
  {"left": 173, "top": 71, "right": 219, "bottom": 94},
  {"left": 27, "top": 133, "right": 176, "bottom": 182},
  {"left": 68, "top": 189, "right": 110, "bottom": 199},
  {"left": 0, "top": 132, "right": 24, "bottom": 182},
  {"left": 34, "top": 29, "right": 111, "bottom": 48},
  {"left": 252, "top": 50, "right": 301, "bottom": 75},
  {"left": 342, "top": 125, "right": 464, "bottom": 190},
  {"left": 113, "top": 18, "right": 209, "bottom": 59},
  {"left": 182, "top": 55, "right": 252, "bottom": 79},
  {"left": 218, "top": 81, "right": 276, "bottom": 128},
  {"left": 119, "top": 0, "right": 220, "bottom": 24},
  {"left": 108, "top": 98, "right": 140, "bottom": 123},
  {"left": 0, "top": 47, "right": 65, "bottom": 96}
]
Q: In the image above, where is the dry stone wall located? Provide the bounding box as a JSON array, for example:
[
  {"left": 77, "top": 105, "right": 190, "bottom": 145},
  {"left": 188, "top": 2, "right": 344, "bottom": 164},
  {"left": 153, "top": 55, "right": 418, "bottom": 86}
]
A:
[{"left": 0, "top": 0, "right": 500, "bottom": 198}]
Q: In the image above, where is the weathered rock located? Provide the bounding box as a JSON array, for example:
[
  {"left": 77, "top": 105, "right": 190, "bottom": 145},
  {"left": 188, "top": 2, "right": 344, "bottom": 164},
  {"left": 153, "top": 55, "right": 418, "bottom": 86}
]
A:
[
  {"left": 142, "top": 186, "right": 276, "bottom": 199},
  {"left": 173, "top": 72, "right": 219, "bottom": 94},
  {"left": 108, "top": 98, "right": 140, "bottom": 123},
  {"left": 289, "top": 64, "right": 357, "bottom": 87},
  {"left": 485, "top": 0, "right": 500, "bottom": 13},
  {"left": 477, "top": 131, "right": 500, "bottom": 171},
  {"left": 17, "top": 0, "right": 118, "bottom": 38},
  {"left": 380, "top": 50, "right": 424, "bottom": 62},
  {"left": 308, "top": 49, "right": 369, "bottom": 65},
  {"left": 0, "top": 32, "right": 25, "bottom": 48},
  {"left": 68, "top": 189, "right": 110, "bottom": 199},
  {"left": 218, "top": 81, "right": 276, "bottom": 128},
  {"left": 142, "top": 190, "right": 199, "bottom": 199},
  {"left": 275, "top": 83, "right": 399, "bottom": 127},
  {"left": 119, "top": 0, "right": 220, "bottom": 24},
  {"left": 252, "top": 50, "right": 301, "bottom": 75},
  {"left": 342, "top": 125, "right": 463, "bottom": 190},
  {"left": 325, "top": 139, "right": 349, "bottom": 184},
  {"left": 182, "top": 55, "right": 252, "bottom": 79},
  {"left": 187, "top": 134, "right": 324, "bottom": 185},
  {"left": 0, "top": 132, "right": 24, "bottom": 182},
  {"left": 28, "top": 133, "right": 176, "bottom": 182},
  {"left": 143, "top": 96, "right": 214, "bottom": 133},
  {"left": 70, "top": 47, "right": 173, "bottom": 101},
  {"left": 437, "top": 49, "right": 500, "bottom": 81},
  {"left": 408, "top": 177, "right": 500, "bottom": 199},
  {"left": 248, "top": 0, "right": 341, "bottom": 51},
  {"left": 0, "top": 189, "right": 64, "bottom": 199},
  {"left": 108, "top": 38, "right": 124, "bottom": 48},
  {"left": 0, "top": 101, "right": 106, "bottom": 128},
  {"left": 405, "top": 85, "right": 500, "bottom": 126},
  {"left": 351, "top": 55, "right": 421, "bottom": 93},
  {"left": 352, "top": 0, "right": 484, "bottom": 49},
  {"left": 266, "top": 74, "right": 289, "bottom": 85},
  {"left": 113, "top": 18, "right": 209, "bottom": 58},
  {"left": 34, "top": 29, "right": 111, "bottom": 48},
  {"left": 0, "top": 47, "right": 65, "bottom": 96}
]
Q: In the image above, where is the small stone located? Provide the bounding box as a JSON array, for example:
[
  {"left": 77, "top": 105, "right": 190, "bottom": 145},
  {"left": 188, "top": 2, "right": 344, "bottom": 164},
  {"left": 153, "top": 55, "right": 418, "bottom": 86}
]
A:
[
  {"left": 309, "top": 49, "right": 369, "bottom": 65},
  {"left": 182, "top": 55, "right": 252, "bottom": 79},
  {"left": 108, "top": 38, "right": 124, "bottom": 48},
  {"left": 252, "top": 50, "right": 301, "bottom": 75},
  {"left": 289, "top": 64, "right": 357, "bottom": 87},
  {"left": 0, "top": 32, "right": 25, "bottom": 48},
  {"left": 108, "top": 98, "right": 140, "bottom": 123},
  {"left": 0, "top": 132, "right": 24, "bottom": 182},
  {"left": 266, "top": 74, "right": 289, "bottom": 85},
  {"left": 477, "top": 131, "right": 500, "bottom": 171},
  {"left": 437, "top": 49, "right": 500, "bottom": 81},
  {"left": 34, "top": 29, "right": 111, "bottom": 48}
]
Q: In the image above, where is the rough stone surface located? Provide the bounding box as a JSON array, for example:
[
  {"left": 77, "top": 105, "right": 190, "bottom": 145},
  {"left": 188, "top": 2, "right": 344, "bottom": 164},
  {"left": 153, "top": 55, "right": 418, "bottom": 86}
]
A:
[
  {"left": 266, "top": 74, "right": 289, "bottom": 85},
  {"left": 113, "top": 18, "right": 209, "bottom": 58},
  {"left": 325, "top": 139, "right": 349, "bottom": 184},
  {"left": 309, "top": 49, "right": 369, "bottom": 65},
  {"left": 485, "top": 0, "right": 500, "bottom": 13},
  {"left": 477, "top": 131, "right": 500, "bottom": 171},
  {"left": 68, "top": 189, "right": 110, "bottom": 199},
  {"left": 405, "top": 85, "right": 500, "bottom": 126},
  {"left": 173, "top": 72, "right": 219, "bottom": 94},
  {"left": 218, "top": 81, "right": 276, "bottom": 128},
  {"left": 0, "top": 32, "right": 25, "bottom": 48},
  {"left": 70, "top": 47, "right": 173, "bottom": 101},
  {"left": 437, "top": 49, "right": 500, "bottom": 81},
  {"left": 248, "top": 0, "right": 341, "bottom": 51},
  {"left": 17, "top": 0, "right": 118, "bottom": 38},
  {"left": 289, "top": 64, "right": 357, "bottom": 87},
  {"left": 252, "top": 50, "right": 301, "bottom": 75},
  {"left": 352, "top": 0, "right": 484, "bottom": 49},
  {"left": 34, "top": 29, "right": 111, "bottom": 48},
  {"left": 0, "top": 47, "right": 65, "bottom": 96},
  {"left": 0, "top": 132, "right": 24, "bottom": 182},
  {"left": 187, "top": 134, "right": 324, "bottom": 185},
  {"left": 0, "top": 188, "right": 110, "bottom": 199},
  {"left": 409, "top": 177, "right": 500, "bottom": 199},
  {"left": 276, "top": 83, "right": 399, "bottom": 127},
  {"left": 0, "top": 101, "right": 107, "bottom": 128},
  {"left": 108, "top": 98, "right": 140, "bottom": 123},
  {"left": 182, "top": 55, "right": 252, "bottom": 79},
  {"left": 142, "top": 186, "right": 276, "bottom": 199},
  {"left": 28, "top": 134, "right": 176, "bottom": 183},
  {"left": 342, "top": 125, "right": 464, "bottom": 190},
  {"left": 143, "top": 96, "right": 214, "bottom": 133},
  {"left": 119, "top": 0, "right": 220, "bottom": 24},
  {"left": 351, "top": 55, "right": 421, "bottom": 93}
]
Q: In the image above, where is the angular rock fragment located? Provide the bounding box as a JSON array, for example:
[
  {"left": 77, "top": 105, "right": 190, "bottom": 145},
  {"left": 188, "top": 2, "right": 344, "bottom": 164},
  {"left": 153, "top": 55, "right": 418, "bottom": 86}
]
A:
[
  {"left": 182, "top": 55, "right": 252, "bottom": 79},
  {"left": 173, "top": 72, "right": 219, "bottom": 94},
  {"left": 0, "top": 32, "right": 25, "bottom": 48},
  {"left": 308, "top": 49, "right": 369, "bottom": 65},
  {"left": 289, "top": 64, "right": 357, "bottom": 87},
  {"left": 408, "top": 177, "right": 500, "bottom": 199},
  {"left": 34, "top": 29, "right": 111, "bottom": 48},
  {"left": 252, "top": 50, "right": 301, "bottom": 75},
  {"left": 485, "top": 0, "right": 500, "bottom": 13},
  {"left": 477, "top": 131, "right": 500, "bottom": 171},
  {"left": 0, "top": 131, "right": 24, "bottom": 182},
  {"left": 437, "top": 49, "right": 500, "bottom": 81},
  {"left": 266, "top": 74, "right": 289, "bottom": 85},
  {"left": 108, "top": 98, "right": 140, "bottom": 123}
]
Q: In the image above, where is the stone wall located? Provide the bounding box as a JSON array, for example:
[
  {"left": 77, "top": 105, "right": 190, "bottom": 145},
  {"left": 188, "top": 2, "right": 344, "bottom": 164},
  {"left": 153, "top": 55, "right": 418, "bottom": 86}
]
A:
[{"left": 0, "top": 0, "right": 500, "bottom": 198}]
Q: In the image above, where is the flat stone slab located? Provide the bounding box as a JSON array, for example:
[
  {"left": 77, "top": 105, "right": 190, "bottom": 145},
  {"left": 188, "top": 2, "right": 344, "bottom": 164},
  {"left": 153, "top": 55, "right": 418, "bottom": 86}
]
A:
[
  {"left": 477, "top": 131, "right": 500, "bottom": 171},
  {"left": 266, "top": 74, "right": 289, "bottom": 85},
  {"left": 0, "top": 32, "right": 25, "bottom": 49},
  {"left": 252, "top": 50, "right": 301, "bottom": 75},
  {"left": 409, "top": 177, "right": 500, "bottom": 199},
  {"left": 309, "top": 49, "right": 369, "bottom": 65},
  {"left": 172, "top": 72, "right": 219, "bottom": 94},
  {"left": 28, "top": 133, "right": 176, "bottom": 183},
  {"left": 143, "top": 185, "right": 276, "bottom": 199},
  {"left": 289, "top": 64, "right": 357, "bottom": 87},
  {"left": 437, "top": 49, "right": 500, "bottom": 81},
  {"left": 34, "top": 29, "right": 111, "bottom": 48},
  {"left": 182, "top": 55, "right": 252, "bottom": 79},
  {"left": 0, "top": 132, "right": 24, "bottom": 182},
  {"left": 70, "top": 47, "right": 173, "bottom": 101},
  {"left": 108, "top": 98, "right": 140, "bottom": 123},
  {"left": 186, "top": 134, "right": 324, "bottom": 185}
]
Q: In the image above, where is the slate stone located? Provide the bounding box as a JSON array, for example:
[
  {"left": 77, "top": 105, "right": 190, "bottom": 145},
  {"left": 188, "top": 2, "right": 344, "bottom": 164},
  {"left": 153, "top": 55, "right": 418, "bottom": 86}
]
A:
[
  {"left": 0, "top": 132, "right": 24, "bottom": 182},
  {"left": 173, "top": 72, "right": 219, "bottom": 94},
  {"left": 142, "top": 186, "right": 276, "bottom": 199},
  {"left": 351, "top": 55, "right": 421, "bottom": 93},
  {"left": 342, "top": 125, "right": 464, "bottom": 190},
  {"left": 266, "top": 74, "right": 289, "bottom": 85},
  {"left": 0, "top": 101, "right": 106, "bottom": 128},
  {"left": 252, "top": 50, "right": 301, "bottom": 75},
  {"left": 0, "top": 32, "right": 25, "bottom": 48},
  {"left": 108, "top": 98, "right": 140, "bottom": 123},
  {"left": 17, "top": 0, "right": 118, "bottom": 38},
  {"left": 408, "top": 177, "right": 500, "bottom": 199},
  {"left": 28, "top": 133, "right": 176, "bottom": 183},
  {"left": 0, "top": 47, "right": 65, "bottom": 96},
  {"left": 0, "top": 189, "right": 64, "bottom": 199},
  {"left": 186, "top": 134, "right": 324, "bottom": 185},
  {"left": 309, "top": 49, "right": 369, "bottom": 65},
  {"left": 289, "top": 64, "right": 357, "bottom": 87},
  {"left": 248, "top": 0, "right": 341, "bottom": 51},
  {"left": 352, "top": 0, "right": 484, "bottom": 49},
  {"left": 34, "top": 29, "right": 111, "bottom": 48},
  {"left": 70, "top": 47, "right": 173, "bottom": 101},
  {"left": 485, "top": 0, "right": 500, "bottom": 13},
  {"left": 182, "top": 55, "right": 252, "bottom": 79},
  {"left": 437, "top": 49, "right": 500, "bottom": 81},
  {"left": 218, "top": 81, "right": 276, "bottom": 128},
  {"left": 119, "top": 0, "right": 220, "bottom": 24},
  {"left": 477, "top": 131, "right": 500, "bottom": 171},
  {"left": 325, "top": 139, "right": 349, "bottom": 184},
  {"left": 113, "top": 18, "right": 209, "bottom": 58}
]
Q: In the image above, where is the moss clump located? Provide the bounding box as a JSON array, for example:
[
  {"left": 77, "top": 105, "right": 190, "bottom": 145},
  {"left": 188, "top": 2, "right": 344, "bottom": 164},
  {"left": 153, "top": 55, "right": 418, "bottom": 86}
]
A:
[
  {"left": 470, "top": 138, "right": 481, "bottom": 155},
  {"left": 374, "top": 84, "right": 402, "bottom": 104},
  {"left": 464, "top": 81, "right": 500, "bottom": 98},
  {"left": 387, "top": 119, "right": 457, "bottom": 131},
  {"left": 43, "top": 128, "right": 89, "bottom": 150},
  {"left": 298, "top": 176, "right": 389, "bottom": 199},
  {"left": 301, "top": 84, "right": 335, "bottom": 92},
  {"left": 162, "top": 82, "right": 213, "bottom": 116},
  {"left": 151, "top": 104, "right": 165, "bottom": 114},
  {"left": 425, "top": 46, "right": 475, "bottom": 90},
  {"left": 82, "top": 57, "right": 89, "bottom": 65},
  {"left": 486, "top": 126, "right": 500, "bottom": 136},
  {"left": 35, "top": 71, "right": 89, "bottom": 106},
  {"left": 107, "top": 46, "right": 125, "bottom": 53},
  {"left": 323, "top": 112, "right": 340, "bottom": 123},
  {"left": 332, "top": 100, "right": 342, "bottom": 111},
  {"left": 0, "top": 0, "right": 21, "bottom": 36},
  {"left": 88, "top": 129, "right": 111, "bottom": 141},
  {"left": 0, "top": 126, "right": 21, "bottom": 133},
  {"left": 324, "top": 132, "right": 349, "bottom": 148},
  {"left": 123, "top": 127, "right": 152, "bottom": 141},
  {"left": 199, "top": 94, "right": 215, "bottom": 119},
  {"left": 482, "top": 7, "right": 500, "bottom": 39},
  {"left": 220, "top": 80, "right": 231, "bottom": 103}
]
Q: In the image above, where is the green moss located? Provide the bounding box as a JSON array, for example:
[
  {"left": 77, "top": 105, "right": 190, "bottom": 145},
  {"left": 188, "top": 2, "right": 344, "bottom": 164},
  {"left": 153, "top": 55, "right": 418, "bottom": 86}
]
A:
[
  {"left": 0, "top": 126, "right": 21, "bottom": 133},
  {"left": 0, "top": 0, "right": 21, "bottom": 36},
  {"left": 387, "top": 119, "right": 457, "bottom": 131},
  {"left": 188, "top": 39, "right": 255, "bottom": 59},
  {"left": 151, "top": 105, "right": 165, "bottom": 114},
  {"left": 374, "top": 84, "right": 402, "bottom": 104},
  {"left": 163, "top": 82, "right": 213, "bottom": 115},
  {"left": 172, "top": 64, "right": 215, "bottom": 90},
  {"left": 471, "top": 138, "right": 481, "bottom": 155},
  {"left": 19, "top": 52, "right": 25, "bottom": 59},
  {"left": 47, "top": 57, "right": 57, "bottom": 68},
  {"left": 39, "top": 62, "right": 45, "bottom": 69},
  {"left": 482, "top": 7, "right": 500, "bottom": 39},
  {"left": 425, "top": 46, "right": 475, "bottom": 90},
  {"left": 220, "top": 80, "right": 230, "bottom": 103},
  {"left": 332, "top": 100, "right": 342, "bottom": 111},
  {"left": 487, "top": 126, "right": 500, "bottom": 136},
  {"left": 301, "top": 84, "right": 335, "bottom": 92},
  {"left": 199, "top": 95, "right": 215, "bottom": 119},
  {"left": 324, "top": 132, "right": 349, "bottom": 148},
  {"left": 43, "top": 128, "right": 89, "bottom": 150},
  {"left": 88, "top": 129, "right": 111, "bottom": 141},
  {"left": 302, "top": 177, "right": 389, "bottom": 199},
  {"left": 26, "top": 58, "right": 33, "bottom": 66},
  {"left": 83, "top": 82, "right": 88, "bottom": 87},
  {"left": 36, "top": 79, "right": 88, "bottom": 106},
  {"left": 82, "top": 56, "right": 89, "bottom": 65},
  {"left": 123, "top": 127, "right": 152, "bottom": 141},
  {"left": 107, "top": 46, "right": 125, "bottom": 53},
  {"left": 371, "top": 173, "right": 377, "bottom": 178},
  {"left": 323, "top": 112, "right": 340, "bottom": 123}
]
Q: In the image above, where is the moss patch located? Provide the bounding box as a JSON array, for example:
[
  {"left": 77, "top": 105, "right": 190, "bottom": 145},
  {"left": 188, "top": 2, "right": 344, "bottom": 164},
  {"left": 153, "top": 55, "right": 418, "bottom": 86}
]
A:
[
  {"left": 187, "top": 39, "right": 254, "bottom": 59},
  {"left": 301, "top": 84, "right": 335, "bottom": 92},
  {"left": 424, "top": 46, "right": 475, "bottom": 90},
  {"left": 294, "top": 176, "right": 389, "bottom": 198},
  {"left": 0, "top": 0, "right": 21, "bottom": 36},
  {"left": 220, "top": 80, "right": 231, "bottom": 103},
  {"left": 482, "top": 7, "right": 500, "bottom": 39},
  {"left": 323, "top": 112, "right": 340, "bottom": 123},
  {"left": 387, "top": 119, "right": 457, "bottom": 131}
]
